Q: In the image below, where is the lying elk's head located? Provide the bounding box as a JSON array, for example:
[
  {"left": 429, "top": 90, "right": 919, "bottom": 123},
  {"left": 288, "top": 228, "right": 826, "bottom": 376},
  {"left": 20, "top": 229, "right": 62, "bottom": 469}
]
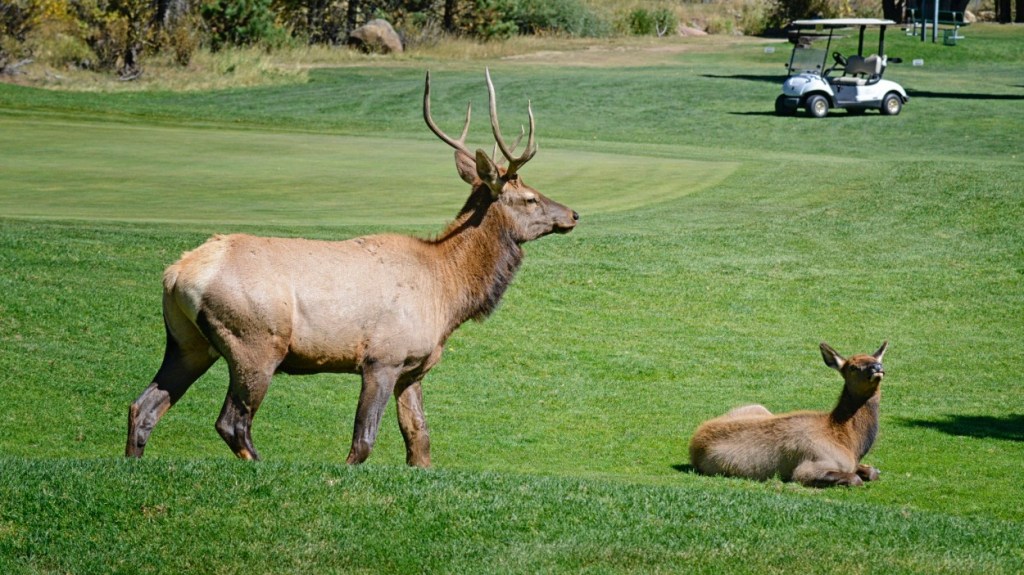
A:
[
  {"left": 424, "top": 69, "right": 579, "bottom": 242},
  {"left": 820, "top": 341, "right": 888, "bottom": 398}
]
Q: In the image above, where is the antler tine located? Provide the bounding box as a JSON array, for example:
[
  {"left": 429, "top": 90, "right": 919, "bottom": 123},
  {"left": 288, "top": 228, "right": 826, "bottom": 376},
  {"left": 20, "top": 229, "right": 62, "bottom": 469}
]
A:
[
  {"left": 485, "top": 68, "right": 536, "bottom": 175},
  {"left": 491, "top": 125, "right": 525, "bottom": 165},
  {"left": 423, "top": 71, "right": 473, "bottom": 157}
]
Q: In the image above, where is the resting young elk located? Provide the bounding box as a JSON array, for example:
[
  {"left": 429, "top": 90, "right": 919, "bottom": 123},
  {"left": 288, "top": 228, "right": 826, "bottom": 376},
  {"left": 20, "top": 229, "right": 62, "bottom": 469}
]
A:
[
  {"left": 689, "top": 342, "right": 888, "bottom": 487},
  {"left": 125, "top": 70, "right": 578, "bottom": 467}
]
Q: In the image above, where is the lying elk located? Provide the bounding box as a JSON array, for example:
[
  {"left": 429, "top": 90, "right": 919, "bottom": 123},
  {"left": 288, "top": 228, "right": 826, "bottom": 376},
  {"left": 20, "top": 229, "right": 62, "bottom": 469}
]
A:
[
  {"left": 125, "top": 70, "right": 578, "bottom": 467},
  {"left": 689, "top": 342, "right": 888, "bottom": 487}
]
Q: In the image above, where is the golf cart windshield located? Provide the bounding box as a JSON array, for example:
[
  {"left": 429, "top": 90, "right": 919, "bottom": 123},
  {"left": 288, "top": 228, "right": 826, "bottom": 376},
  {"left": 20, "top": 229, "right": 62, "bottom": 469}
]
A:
[{"left": 787, "top": 40, "right": 828, "bottom": 75}]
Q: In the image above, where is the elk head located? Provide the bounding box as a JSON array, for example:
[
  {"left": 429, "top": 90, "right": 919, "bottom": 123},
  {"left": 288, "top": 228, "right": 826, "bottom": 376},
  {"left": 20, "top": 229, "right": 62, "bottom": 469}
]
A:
[
  {"left": 820, "top": 341, "right": 888, "bottom": 398},
  {"left": 424, "top": 69, "right": 578, "bottom": 242}
]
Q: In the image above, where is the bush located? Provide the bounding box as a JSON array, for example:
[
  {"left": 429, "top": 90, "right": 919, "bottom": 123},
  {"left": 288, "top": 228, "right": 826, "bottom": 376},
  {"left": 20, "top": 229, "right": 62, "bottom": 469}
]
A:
[
  {"left": 85, "top": 0, "right": 156, "bottom": 77},
  {"left": 458, "top": 0, "right": 516, "bottom": 40},
  {"left": 766, "top": 0, "right": 851, "bottom": 29},
  {"left": 201, "top": 0, "right": 286, "bottom": 51},
  {"left": 1, "top": 1, "right": 35, "bottom": 67},
  {"left": 161, "top": 13, "right": 200, "bottom": 66},
  {"left": 510, "top": 0, "right": 609, "bottom": 37},
  {"left": 627, "top": 7, "right": 676, "bottom": 36}
]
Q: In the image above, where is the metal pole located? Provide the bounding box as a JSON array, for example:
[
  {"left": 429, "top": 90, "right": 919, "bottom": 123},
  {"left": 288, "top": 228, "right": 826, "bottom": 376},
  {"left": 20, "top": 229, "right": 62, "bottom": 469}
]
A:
[
  {"left": 920, "top": 0, "right": 926, "bottom": 41},
  {"left": 933, "top": 0, "right": 940, "bottom": 42}
]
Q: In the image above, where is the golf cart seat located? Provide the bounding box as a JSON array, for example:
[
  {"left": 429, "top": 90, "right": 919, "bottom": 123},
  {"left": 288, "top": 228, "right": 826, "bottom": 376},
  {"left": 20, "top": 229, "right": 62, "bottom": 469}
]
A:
[{"left": 834, "top": 55, "right": 883, "bottom": 85}]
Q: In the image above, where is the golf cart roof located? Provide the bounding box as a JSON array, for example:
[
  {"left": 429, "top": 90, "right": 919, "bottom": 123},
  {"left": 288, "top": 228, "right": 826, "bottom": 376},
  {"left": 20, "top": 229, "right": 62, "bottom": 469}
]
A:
[{"left": 790, "top": 18, "right": 896, "bottom": 28}]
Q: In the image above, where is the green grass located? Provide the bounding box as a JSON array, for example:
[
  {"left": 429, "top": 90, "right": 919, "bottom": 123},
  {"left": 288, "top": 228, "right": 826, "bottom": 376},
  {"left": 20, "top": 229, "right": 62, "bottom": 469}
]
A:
[{"left": 1, "top": 24, "right": 1023, "bottom": 573}]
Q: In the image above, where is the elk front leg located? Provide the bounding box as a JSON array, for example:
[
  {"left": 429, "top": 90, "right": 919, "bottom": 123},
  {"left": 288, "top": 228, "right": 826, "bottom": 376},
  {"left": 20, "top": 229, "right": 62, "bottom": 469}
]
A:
[
  {"left": 346, "top": 362, "right": 400, "bottom": 465},
  {"left": 215, "top": 361, "right": 273, "bottom": 461},
  {"left": 395, "top": 378, "right": 431, "bottom": 468}
]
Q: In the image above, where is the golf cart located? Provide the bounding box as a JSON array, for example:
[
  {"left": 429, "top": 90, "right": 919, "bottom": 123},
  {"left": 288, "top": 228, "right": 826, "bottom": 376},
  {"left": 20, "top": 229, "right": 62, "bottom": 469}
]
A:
[{"left": 775, "top": 18, "right": 909, "bottom": 118}]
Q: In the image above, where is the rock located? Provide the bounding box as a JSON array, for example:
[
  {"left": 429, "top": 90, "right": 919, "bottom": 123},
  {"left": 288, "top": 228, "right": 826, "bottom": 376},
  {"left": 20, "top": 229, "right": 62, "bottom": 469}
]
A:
[
  {"left": 349, "top": 19, "right": 403, "bottom": 54},
  {"left": 677, "top": 25, "right": 708, "bottom": 37}
]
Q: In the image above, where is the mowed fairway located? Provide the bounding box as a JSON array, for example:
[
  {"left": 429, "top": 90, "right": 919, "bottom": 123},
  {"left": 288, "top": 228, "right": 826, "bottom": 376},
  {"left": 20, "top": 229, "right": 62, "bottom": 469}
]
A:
[{"left": 1, "top": 26, "right": 1022, "bottom": 573}]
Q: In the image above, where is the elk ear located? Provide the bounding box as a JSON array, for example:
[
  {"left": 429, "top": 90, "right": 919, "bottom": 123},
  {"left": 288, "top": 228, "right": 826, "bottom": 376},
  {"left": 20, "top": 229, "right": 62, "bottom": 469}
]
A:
[
  {"left": 820, "top": 342, "right": 845, "bottom": 371},
  {"left": 454, "top": 150, "right": 478, "bottom": 185},
  {"left": 873, "top": 341, "right": 889, "bottom": 361},
  {"left": 474, "top": 149, "right": 502, "bottom": 196}
]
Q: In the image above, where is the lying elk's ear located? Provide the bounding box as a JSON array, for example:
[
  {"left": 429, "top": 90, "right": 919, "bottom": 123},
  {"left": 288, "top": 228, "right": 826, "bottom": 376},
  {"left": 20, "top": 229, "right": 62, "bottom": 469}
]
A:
[
  {"left": 873, "top": 341, "right": 889, "bottom": 361},
  {"left": 474, "top": 148, "right": 502, "bottom": 197},
  {"left": 454, "top": 150, "right": 478, "bottom": 185},
  {"left": 820, "top": 342, "right": 845, "bottom": 371}
]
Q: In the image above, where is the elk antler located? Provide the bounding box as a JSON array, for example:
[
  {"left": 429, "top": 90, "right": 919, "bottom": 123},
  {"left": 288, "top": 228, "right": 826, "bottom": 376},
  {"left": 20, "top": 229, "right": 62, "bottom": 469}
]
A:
[
  {"left": 423, "top": 71, "right": 473, "bottom": 158},
  {"left": 485, "top": 68, "right": 536, "bottom": 176},
  {"left": 491, "top": 126, "right": 525, "bottom": 166}
]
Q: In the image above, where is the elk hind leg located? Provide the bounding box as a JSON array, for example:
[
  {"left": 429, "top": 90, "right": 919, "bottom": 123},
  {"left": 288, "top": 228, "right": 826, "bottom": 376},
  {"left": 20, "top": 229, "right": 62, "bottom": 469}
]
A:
[
  {"left": 856, "top": 463, "right": 880, "bottom": 482},
  {"left": 792, "top": 460, "right": 864, "bottom": 488},
  {"left": 126, "top": 328, "right": 217, "bottom": 458},
  {"left": 395, "top": 378, "right": 431, "bottom": 468},
  {"left": 215, "top": 360, "right": 274, "bottom": 461},
  {"left": 724, "top": 404, "right": 772, "bottom": 419}
]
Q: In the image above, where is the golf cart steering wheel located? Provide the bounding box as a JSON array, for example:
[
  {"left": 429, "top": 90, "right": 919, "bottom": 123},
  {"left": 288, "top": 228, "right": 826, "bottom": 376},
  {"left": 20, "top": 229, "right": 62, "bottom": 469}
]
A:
[{"left": 832, "top": 51, "right": 847, "bottom": 67}]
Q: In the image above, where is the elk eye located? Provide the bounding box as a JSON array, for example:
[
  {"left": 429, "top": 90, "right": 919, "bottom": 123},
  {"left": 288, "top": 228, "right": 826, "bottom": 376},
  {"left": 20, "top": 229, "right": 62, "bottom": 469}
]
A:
[{"left": 526, "top": 196, "right": 538, "bottom": 204}]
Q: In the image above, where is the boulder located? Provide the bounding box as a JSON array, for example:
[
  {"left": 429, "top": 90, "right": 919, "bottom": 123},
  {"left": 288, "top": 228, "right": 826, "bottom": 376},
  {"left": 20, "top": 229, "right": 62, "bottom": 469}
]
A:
[{"left": 349, "top": 19, "right": 403, "bottom": 54}]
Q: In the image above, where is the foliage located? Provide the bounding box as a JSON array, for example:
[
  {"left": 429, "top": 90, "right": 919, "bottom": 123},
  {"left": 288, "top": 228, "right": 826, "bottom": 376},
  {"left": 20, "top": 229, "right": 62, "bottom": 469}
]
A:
[
  {"left": 88, "top": 0, "right": 157, "bottom": 76},
  {"left": 626, "top": 6, "right": 676, "bottom": 35},
  {"left": 508, "top": 0, "right": 609, "bottom": 37},
  {"left": 458, "top": 0, "right": 518, "bottom": 40},
  {"left": 766, "top": 0, "right": 854, "bottom": 29},
  {"left": 272, "top": 0, "right": 349, "bottom": 44},
  {"left": 0, "top": 1, "right": 34, "bottom": 65},
  {"left": 200, "top": 0, "right": 286, "bottom": 51},
  {"left": 457, "top": 0, "right": 609, "bottom": 40}
]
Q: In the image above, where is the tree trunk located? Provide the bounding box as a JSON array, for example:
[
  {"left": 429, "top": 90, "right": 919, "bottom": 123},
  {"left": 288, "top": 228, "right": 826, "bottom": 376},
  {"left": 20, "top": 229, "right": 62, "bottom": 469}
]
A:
[
  {"left": 443, "top": 0, "right": 457, "bottom": 33},
  {"left": 155, "top": 0, "right": 190, "bottom": 27},
  {"left": 996, "top": 0, "right": 1012, "bottom": 22},
  {"left": 347, "top": 0, "right": 361, "bottom": 36},
  {"left": 882, "top": 0, "right": 904, "bottom": 22}
]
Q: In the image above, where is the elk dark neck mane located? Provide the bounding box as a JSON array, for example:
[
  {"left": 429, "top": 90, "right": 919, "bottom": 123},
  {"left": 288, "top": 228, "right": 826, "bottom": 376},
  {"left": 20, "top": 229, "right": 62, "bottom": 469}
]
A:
[
  {"left": 432, "top": 186, "right": 524, "bottom": 333},
  {"left": 830, "top": 386, "right": 880, "bottom": 459}
]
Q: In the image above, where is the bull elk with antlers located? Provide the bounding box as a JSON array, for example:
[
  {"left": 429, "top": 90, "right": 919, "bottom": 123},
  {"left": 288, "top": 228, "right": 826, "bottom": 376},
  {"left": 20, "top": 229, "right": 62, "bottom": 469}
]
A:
[{"left": 125, "top": 70, "right": 578, "bottom": 467}]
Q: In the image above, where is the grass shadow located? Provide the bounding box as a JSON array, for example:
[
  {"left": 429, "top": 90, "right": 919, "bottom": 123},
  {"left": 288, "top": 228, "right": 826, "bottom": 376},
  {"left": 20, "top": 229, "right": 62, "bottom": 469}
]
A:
[
  {"left": 672, "top": 463, "right": 696, "bottom": 474},
  {"left": 898, "top": 413, "right": 1024, "bottom": 441},
  {"left": 702, "top": 74, "right": 786, "bottom": 84},
  {"left": 905, "top": 89, "right": 1024, "bottom": 100}
]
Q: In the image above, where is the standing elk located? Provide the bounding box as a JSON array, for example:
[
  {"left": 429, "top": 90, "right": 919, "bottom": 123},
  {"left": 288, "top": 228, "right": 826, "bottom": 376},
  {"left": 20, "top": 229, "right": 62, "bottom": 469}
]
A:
[
  {"left": 689, "top": 341, "right": 888, "bottom": 487},
  {"left": 125, "top": 70, "right": 578, "bottom": 467}
]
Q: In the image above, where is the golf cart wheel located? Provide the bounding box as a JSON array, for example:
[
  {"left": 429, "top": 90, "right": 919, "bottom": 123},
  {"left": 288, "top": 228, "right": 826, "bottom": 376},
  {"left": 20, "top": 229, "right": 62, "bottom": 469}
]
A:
[
  {"left": 805, "top": 95, "right": 829, "bottom": 118},
  {"left": 881, "top": 92, "right": 903, "bottom": 116},
  {"left": 775, "top": 95, "right": 796, "bottom": 116}
]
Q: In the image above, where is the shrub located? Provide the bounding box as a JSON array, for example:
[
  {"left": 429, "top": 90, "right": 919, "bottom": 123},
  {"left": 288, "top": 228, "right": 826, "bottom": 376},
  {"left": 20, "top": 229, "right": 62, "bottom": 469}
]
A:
[
  {"left": 85, "top": 0, "right": 155, "bottom": 77},
  {"left": 162, "top": 13, "right": 200, "bottom": 65},
  {"left": 627, "top": 7, "right": 675, "bottom": 36},
  {"left": 22, "top": 0, "right": 97, "bottom": 68},
  {"left": 459, "top": 0, "right": 516, "bottom": 40},
  {"left": 201, "top": 0, "right": 286, "bottom": 51},
  {"left": 766, "top": 0, "right": 851, "bottom": 29},
  {"left": 1, "top": 1, "right": 34, "bottom": 67},
  {"left": 510, "top": 0, "right": 609, "bottom": 37}
]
